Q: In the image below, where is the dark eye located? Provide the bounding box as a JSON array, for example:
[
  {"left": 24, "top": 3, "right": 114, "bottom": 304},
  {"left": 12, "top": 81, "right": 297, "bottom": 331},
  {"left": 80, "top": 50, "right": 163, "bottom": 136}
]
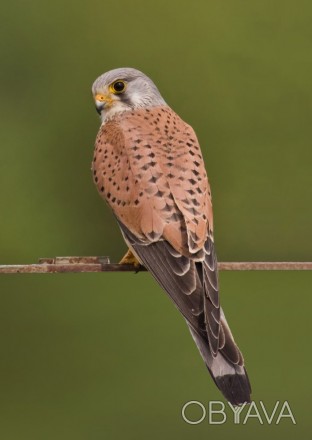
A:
[{"left": 112, "top": 80, "right": 126, "bottom": 93}]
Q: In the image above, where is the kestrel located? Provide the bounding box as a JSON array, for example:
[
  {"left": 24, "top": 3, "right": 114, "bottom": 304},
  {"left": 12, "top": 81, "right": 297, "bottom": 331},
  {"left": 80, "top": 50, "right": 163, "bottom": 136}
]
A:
[{"left": 91, "top": 68, "right": 251, "bottom": 405}]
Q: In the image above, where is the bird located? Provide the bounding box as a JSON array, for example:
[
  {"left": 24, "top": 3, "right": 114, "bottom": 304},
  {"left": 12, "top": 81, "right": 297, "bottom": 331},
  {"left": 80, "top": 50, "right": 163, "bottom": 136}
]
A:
[{"left": 91, "top": 67, "right": 251, "bottom": 405}]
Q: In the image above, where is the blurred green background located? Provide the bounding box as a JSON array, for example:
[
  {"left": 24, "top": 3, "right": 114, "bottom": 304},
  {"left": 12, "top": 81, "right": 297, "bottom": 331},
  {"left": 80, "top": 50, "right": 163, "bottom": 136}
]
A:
[{"left": 0, "top": 0, "right": 311, "bottom": 439}]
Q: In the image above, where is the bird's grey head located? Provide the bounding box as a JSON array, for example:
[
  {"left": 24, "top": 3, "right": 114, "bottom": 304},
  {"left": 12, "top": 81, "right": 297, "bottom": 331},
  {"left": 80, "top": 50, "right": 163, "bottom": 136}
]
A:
[{"left": 92, "top": 67, "right": 167, "bottom": 122}]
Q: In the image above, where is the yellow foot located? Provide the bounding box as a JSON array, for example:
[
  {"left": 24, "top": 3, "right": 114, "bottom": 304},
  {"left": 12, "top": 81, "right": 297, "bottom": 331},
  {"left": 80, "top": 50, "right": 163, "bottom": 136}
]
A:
[{"left": 119, "top": 249, "right": 141, "bottom": 269}]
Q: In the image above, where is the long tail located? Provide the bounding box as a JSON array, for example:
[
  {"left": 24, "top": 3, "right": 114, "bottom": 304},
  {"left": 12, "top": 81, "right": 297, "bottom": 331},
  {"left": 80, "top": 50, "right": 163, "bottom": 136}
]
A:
[
  {"left": 187, "top": 309, "right": 251, "bottom": 406},
  {"left": 118, "top": 223, "right": 251, "bottom": 404}
]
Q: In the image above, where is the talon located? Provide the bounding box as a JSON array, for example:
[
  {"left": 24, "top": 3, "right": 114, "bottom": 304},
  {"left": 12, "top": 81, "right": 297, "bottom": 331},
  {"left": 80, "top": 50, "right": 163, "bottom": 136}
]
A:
[{"left": 119, "top": 249, "right": 141, "bottom": 269}]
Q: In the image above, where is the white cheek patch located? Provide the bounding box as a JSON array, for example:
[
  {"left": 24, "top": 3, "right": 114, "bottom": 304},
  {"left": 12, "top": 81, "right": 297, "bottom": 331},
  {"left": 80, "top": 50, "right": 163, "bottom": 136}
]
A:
[
  {"left": 130, "top": 91, "right": 143, "bottom": 106},
  {"left": 100, "top": 101, "right": 129, "bottom": 122}
]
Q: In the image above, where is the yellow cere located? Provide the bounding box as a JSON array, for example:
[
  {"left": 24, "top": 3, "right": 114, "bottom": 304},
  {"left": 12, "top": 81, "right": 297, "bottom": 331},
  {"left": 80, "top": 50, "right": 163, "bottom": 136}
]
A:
[
  {"left": 94, "top": 94, "right": 114, "bottom": 106},
  {"left": 95, "top": 94, "right": 108, "bottom": 102}
]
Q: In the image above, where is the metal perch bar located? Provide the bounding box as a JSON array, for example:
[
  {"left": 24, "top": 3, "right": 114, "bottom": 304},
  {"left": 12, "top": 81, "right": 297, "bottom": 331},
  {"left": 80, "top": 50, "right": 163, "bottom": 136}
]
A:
[{"left": 0, "top": 257, "right": 311, "bottom": 274}]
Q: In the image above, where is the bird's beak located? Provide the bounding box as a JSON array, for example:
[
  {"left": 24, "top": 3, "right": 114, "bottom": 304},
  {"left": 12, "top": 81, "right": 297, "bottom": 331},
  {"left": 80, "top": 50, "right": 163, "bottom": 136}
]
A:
[{"left": 94, "top": 93, "right": 113, "bottom": 114}]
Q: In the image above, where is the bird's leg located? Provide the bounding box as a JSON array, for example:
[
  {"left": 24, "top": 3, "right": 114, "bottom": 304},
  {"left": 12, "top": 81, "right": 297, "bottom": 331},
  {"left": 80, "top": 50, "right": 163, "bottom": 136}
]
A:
[{"left": 119, "top": 248, "right": 141, "bottom": 269}]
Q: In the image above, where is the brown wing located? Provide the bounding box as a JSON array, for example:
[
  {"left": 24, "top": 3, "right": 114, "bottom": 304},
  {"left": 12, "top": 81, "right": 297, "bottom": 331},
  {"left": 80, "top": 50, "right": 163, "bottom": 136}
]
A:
[{"left": 92, "top": 107, "right": 213, "bottom": 248}]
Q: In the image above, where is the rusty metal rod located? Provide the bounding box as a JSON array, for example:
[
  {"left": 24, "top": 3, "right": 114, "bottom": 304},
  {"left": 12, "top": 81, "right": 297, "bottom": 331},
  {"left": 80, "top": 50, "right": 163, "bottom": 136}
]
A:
[{"left": 0, "top": 257, "right": 311, "bottom": 274}]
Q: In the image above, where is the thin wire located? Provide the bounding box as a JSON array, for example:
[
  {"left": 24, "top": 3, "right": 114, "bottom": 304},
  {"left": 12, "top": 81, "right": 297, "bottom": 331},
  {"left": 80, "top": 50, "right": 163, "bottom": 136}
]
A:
[{"left": 0, "top": 257, "right": 311, "bottom": 274}]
